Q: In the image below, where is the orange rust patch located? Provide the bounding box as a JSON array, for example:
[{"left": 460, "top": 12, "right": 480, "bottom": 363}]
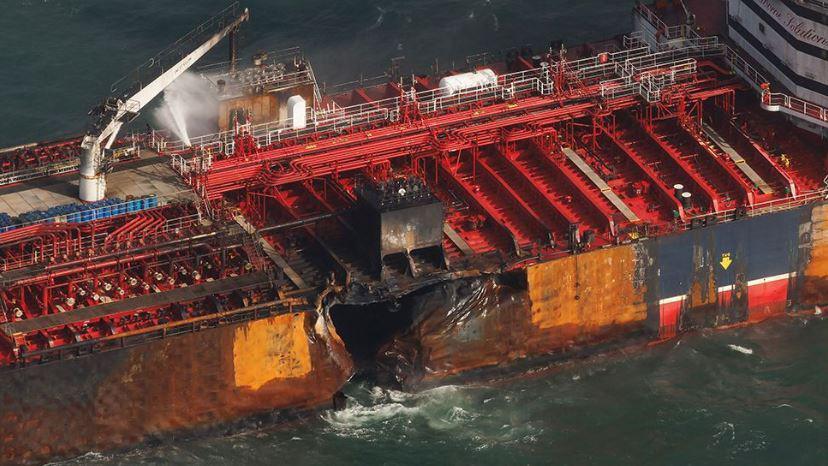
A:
[
  {"left": 527, "top": 244, "right": 647, "bottom": 331},
  {"left": 233, "top": 313, "right": 312, "bottom": 389},
  {"left": 0, "top": 311, "right": 353, "bottom": 465},
  {"left": 689, "top": 247, "right": 715, "bottom": 309},
  {"left": 383, "top": 247, "right": 650, "bottom": 386},
  {"left": 802, "top": 205, "right": 828, "bottom": 305}
]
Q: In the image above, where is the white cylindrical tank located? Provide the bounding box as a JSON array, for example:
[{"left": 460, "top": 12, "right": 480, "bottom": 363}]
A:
[
  {"left": 438, "top": 69, "right": 498, "bottom": 97},
  {"left": 286, "top": 95, "right": 307, "bottom": 130},
  {"left": 79, "top": 136, "right": 106, "bottom": 202}
]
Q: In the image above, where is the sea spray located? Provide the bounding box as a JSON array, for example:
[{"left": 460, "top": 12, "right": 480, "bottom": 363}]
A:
[
  {"left": 152, "top": 71, "right": 219, "bottom": 147},
  {"left": 323, "top": 384, "right": 478, "bottom": 432}
]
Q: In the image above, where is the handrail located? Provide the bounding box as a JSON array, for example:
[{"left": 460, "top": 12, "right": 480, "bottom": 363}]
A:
[
  {"left": 0, "top": 143, "right": 141, "bottom": 187},
  {"left": 161, "top": 65, "right": 553, "bottom": 154},
  {"left": 762, "top": 92, "right": 828, "bottom": 123},
  {"left": 635, "top": 1, "right": 828, "bottom": 127},
  {"left": 198, "top": 46, "right": 304, "bottom": 73},
  {"left": 164, "top": 39, "right": 731, "bottom": 165},
  {"left": 0, "top": 160, "right": 80, "bottom": 186},
  {"left": 682, "top": 188, "right": 828, "bottom": 229}
]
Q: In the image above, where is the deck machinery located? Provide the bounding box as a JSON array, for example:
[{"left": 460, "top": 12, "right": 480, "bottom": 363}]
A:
[
  {"left": 0, "top": 2, "right": 827, "bottom": 461},
  {"left": 0, "top": 2, "right": 826, "bottom": 363}
]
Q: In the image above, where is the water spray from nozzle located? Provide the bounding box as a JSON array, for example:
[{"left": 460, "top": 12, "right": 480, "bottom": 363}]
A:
[
  {"left": 163, "top": 90, "right": 192, "bottom": 147},
  {"left": 153, "top": 71, "right": 219, "bottom": 148}
]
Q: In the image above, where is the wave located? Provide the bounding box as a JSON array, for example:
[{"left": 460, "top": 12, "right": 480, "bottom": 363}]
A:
[
  {"left": 727, "top": 344, "right": 754, "bottom": 355},
  {"left": 47, "top": 451, "right": 112, "bottom": 465},
  {"left": 322, "top": 384, "right": 480, "bottom": 434}
]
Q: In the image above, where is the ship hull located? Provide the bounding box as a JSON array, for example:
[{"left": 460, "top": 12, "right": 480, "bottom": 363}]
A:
[
  {"left": 379, "top": 202, "right": 827, "bottom": 388},
  {"left": 0, "top": 311, "right": 353, "bottom": 465},
  {"left": 3, "top": 203, "right": 827, "bottom": 464}
]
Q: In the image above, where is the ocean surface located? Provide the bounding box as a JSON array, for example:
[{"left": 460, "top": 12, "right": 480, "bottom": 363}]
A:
[{"left": 1, "top": 1, "right": 826, "bottom": 464}]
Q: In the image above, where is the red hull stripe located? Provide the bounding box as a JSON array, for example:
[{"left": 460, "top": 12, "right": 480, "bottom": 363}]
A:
[
  {"left": 657, "top": 296, "right": 683, "bottom": 339},
  {"left": 657, "top": 272, "right": 793, "bottom": 332},
  {"left": 747, "top": 274, "right": 790, "bottom": 309}
]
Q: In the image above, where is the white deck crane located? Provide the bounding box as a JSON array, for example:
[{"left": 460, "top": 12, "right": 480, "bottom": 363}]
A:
[{"left": 79, "top": 4, "right": 249, "bottom": 202}]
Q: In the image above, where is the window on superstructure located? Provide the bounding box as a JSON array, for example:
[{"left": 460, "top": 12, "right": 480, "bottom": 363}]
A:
[{"left": 759, "top": 22, "right": 765, "bottom": 34}]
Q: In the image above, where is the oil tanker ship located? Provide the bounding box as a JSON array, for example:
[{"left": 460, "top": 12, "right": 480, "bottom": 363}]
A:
[{"left": 1, "top": 0, "right": 827, "bottom": 463}]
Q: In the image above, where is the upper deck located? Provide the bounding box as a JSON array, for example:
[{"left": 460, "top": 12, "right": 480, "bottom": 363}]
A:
[
  {"left": 0, "top": 150, "right": 194, "bottom": 219},
  {"left": 0, "top": 6, "right": 826, "bottom": 367}
]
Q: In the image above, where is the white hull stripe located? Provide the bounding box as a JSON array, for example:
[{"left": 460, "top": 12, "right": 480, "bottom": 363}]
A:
[
  {"left": 658, "top": 295, "right": 686, "bottom": 305},
  {"left": 746, "top": 272, "right": 795, "bottom": 287},
  {"left": 658, "top": 273, "right": 795, "bottom": 305}
]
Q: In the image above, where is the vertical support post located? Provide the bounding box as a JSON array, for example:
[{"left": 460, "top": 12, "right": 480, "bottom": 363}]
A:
[
  {"left": 591, "top": 115, "right": 600, "bottom": 151},
  {"left": 42, "top": 284, "right": 49, "bottom": 314},
  {"left": 471, "top": 146, "right": 479, "bottom": 181},
  {"left": 229, "top": 28, "right": 238, "bottom": 74}
]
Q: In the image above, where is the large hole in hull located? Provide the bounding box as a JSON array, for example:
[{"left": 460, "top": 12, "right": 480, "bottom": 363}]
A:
[
  {"left": 329, "top": 301, "right": 415, "bottom": 378},
  {"left": 329, "top": 275, "right": 528, "bottom": 388}
]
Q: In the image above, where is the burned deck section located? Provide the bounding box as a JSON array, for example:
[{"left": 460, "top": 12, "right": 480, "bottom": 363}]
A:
[{"left": 353, "top": 177, "right": 445, "bottom": 281}]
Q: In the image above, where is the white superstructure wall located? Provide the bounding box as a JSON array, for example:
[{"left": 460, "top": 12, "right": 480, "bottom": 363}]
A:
[{"left": 727, "top": 0, "right": 828, "bottom": 107}]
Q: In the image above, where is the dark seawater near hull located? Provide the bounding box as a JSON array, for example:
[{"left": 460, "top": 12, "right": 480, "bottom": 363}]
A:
[{"left": 55, "top": 317, "right": 827, "bottom": 466}]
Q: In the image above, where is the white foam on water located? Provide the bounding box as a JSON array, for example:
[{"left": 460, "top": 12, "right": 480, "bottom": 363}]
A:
[
  {"left": 323, "top": 384, "right": 478, "bottom": 435},
  {"left": 323, "top": 400, "right": 420, "bottom": 428},
  {"left": 712, "top": 421, "right": 736, "bottom": 444},
  {"left": 728, "top": 344, "right": 754, "bottom": 355},
  {"left": 46, "top": 451, "right": 111, "bottom": 465}
]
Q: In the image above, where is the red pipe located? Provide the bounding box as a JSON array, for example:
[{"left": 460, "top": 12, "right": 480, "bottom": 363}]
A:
[{"left": 107, "top": 215, "right": 146, "bottom": 246}]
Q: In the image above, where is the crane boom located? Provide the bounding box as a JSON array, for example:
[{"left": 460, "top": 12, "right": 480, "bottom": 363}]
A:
[{"left": 79, "top": 5, "right": 249, "bottom": 202}]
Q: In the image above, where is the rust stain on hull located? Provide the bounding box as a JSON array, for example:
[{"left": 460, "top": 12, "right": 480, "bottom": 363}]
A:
[
  {"left": 233, "top": 313, "right": 313, "bottom": 388},
  {"left": 527, "top": 245, "right": 647, "bottom": 334},
  {"left": 0, "top": 311, "right": 353, "bottom": 465},
  {"left": 4, "top": 202, "right": 828, "bottom": 463},
  {"left": 380, "top": 245, "right": 649, "bottom": 387},
  {"left": 381, "top": 204, "right": 825, "bottom": 388},
  {"left": 801, "top": 204, "right": 828, "bottom": 306}
]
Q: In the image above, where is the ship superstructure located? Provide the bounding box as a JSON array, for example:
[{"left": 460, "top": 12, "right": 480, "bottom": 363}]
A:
[
  {"left": 636, "top": 0, "right": 828, "bottom": 136},
  {"left": 0, "top": 2, "right": 827, "bottom": 463},
  {"left": 727, "top": 0, "right": 828, "bottom": 108}
]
